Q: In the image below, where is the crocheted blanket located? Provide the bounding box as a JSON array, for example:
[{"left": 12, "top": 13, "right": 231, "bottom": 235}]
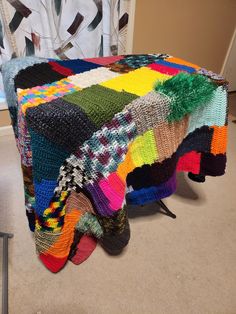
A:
[{"left": 2, "top": 54, "right": 228, "bottom": 273}]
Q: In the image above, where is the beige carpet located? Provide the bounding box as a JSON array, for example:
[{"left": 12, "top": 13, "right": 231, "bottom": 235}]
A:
[{"left": 0, "top": 98, "right": 236, "bottom": 313}]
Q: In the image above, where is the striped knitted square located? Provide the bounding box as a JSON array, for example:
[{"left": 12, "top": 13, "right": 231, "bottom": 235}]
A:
[{"left": 18, "top": 78, "right": 80, "bottom": 114}]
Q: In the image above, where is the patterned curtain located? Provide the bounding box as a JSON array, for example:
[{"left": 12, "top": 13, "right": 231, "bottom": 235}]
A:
[{"left": 0, "top": 0, "right": 131, "bottom": 97}]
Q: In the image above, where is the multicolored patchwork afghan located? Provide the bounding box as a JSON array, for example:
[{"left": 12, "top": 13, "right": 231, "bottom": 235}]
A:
[{"left": 2, "top": 54, "right": 228, "bottom": 272}]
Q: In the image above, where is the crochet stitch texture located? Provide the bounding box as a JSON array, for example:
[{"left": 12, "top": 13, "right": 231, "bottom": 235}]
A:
[{"left": 2, "top": 53, "right": 228, "bottom": 273}]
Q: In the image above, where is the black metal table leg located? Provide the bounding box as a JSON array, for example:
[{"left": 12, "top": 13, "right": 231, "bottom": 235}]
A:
[
  {"left": 157, "top": 200, "right": 176, "bottom": 219},
  {"left": 0, "top": 232, "right": 13, "bottom": 314}
]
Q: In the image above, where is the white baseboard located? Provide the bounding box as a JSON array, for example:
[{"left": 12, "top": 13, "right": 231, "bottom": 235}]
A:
[{"left": 0, "top": 125, "right": 14, "bottom": 136}]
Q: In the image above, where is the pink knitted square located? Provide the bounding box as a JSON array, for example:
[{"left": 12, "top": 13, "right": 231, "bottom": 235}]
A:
[{"left": 84, "top": 56, "right": 124, "bottom": 66}]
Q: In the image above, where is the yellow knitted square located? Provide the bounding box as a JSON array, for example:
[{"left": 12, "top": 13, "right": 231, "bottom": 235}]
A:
[
  {"left": 130, "top": 130, "right": 158, "bottom": 167},
  {"left": 100, "top": 67, "right": 171, "bottom": 96},
  {"left": 116, "top": 130, "right": 158, "bottom": 182}
]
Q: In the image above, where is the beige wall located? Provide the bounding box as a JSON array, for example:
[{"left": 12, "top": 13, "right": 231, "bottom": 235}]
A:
[{"left": 133, "top": 0, "right": 236, "bottom": 73}]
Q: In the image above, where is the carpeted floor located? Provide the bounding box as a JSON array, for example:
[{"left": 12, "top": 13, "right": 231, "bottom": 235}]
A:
[{"left": 0, "top": 94, "right": 236, "bottom": 314}]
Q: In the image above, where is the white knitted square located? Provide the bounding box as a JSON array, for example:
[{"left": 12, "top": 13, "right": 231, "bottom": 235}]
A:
[{"left": 67, "top": 67, "right": 120, "bottom": 88}]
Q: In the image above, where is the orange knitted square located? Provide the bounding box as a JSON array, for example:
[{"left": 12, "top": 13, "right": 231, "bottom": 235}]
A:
[
  {"left": 166, "top": 57, "right": 200, "bottom": 70},
  {"left": 117, "top": 148, "right": 135, "bottom": 182},
  {"left": 211, "top": 126, "right": 228, "bottom": 155}
]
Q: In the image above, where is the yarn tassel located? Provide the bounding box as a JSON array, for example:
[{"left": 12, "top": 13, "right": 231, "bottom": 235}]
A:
[{"left": 154, "top": 72, "right": 217, "bottom": 121}]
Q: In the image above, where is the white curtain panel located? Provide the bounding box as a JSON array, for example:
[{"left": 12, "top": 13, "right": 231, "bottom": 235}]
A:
[{"left": 0, "top": 0, "right": 131, "bottom": 94}]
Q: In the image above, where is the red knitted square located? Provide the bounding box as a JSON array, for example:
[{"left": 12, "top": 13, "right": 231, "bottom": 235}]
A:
[
  {"left": 49, "top": 61, "right": 74, "bottom": 76},
  {"left": 177, "top": 151, "right": 201, "bottom": 174},
  {"left": 148, "top": 63, "right": 182, "bottom": 75}
]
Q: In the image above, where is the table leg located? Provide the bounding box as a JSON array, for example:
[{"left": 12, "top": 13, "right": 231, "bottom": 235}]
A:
[{"left": 157, "top": 200, "right": 176, "bottom": 219}]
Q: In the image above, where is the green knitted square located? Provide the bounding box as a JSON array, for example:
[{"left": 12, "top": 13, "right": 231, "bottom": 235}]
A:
[{"left": 63, "top": 85, "right": 138, "bottom": 128}]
